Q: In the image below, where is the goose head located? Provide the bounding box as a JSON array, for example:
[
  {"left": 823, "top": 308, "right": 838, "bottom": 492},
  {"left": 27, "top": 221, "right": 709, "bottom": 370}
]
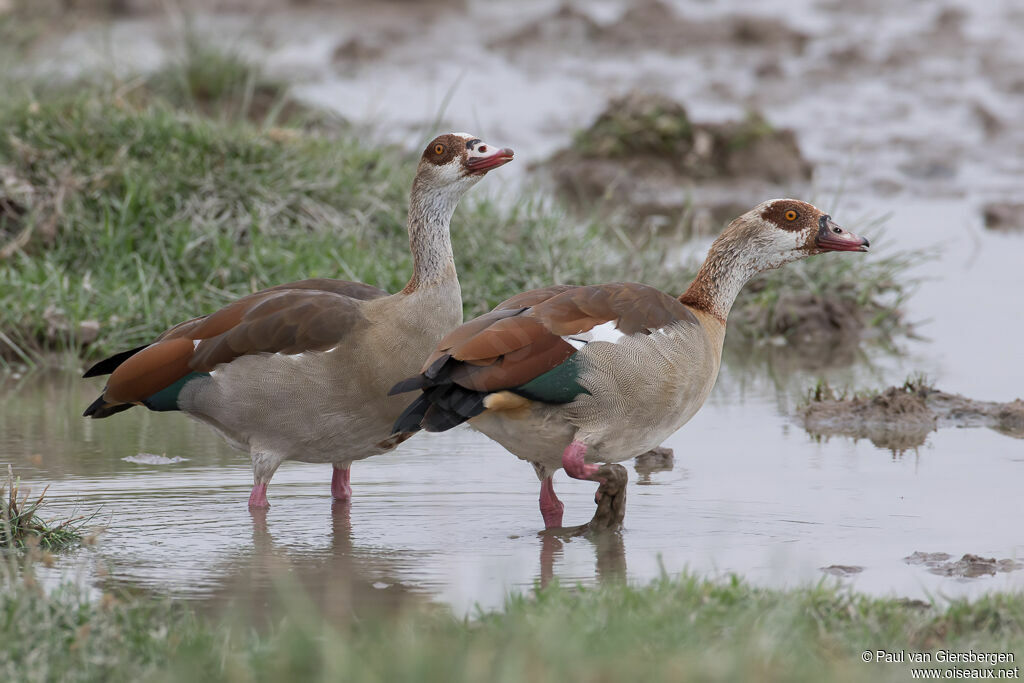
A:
[
  {"left": 718, "top": 198, "right": 869, "bottom": 273},
  {"left": 415, "top": 132, "right": 515, "bottom": 192}
]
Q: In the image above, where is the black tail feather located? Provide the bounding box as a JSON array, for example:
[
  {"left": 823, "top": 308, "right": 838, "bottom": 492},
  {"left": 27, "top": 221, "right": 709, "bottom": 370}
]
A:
[
  {"left": 419, "top": 385, "right": 489, "bottom": 433},
  {"left": 389, "top": 375, "right": 430, "bottom": 396},
  {"left": 422, "top": 402, "right": 467, "bottom": 432},
  {"left": 393, "top": 395, "right": 430, "bottom": 434},
  {"left": 392, "top": 383, "right": 490, "bottom": 434},
  {"left": 430, "top": 384, "right": 487, "bottom": 420},
  {"left": 83, "top": 395, "right": 135, "bottom": 419},
  {"left": 423, "top": 353, "right": 452, "bottom": 379},
  {"left": 389, "top": 355, "right": 454, "bottom": 396},
  {"left": 83, "top": 345, "right": 148, "bottom": 378}
]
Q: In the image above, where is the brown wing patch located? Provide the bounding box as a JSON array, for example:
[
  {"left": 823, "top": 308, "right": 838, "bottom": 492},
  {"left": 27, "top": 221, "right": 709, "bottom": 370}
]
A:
[
  {"left": 447, "top": 327, "right": 576, "bottom": 392},
  {"left": 102, "top": 280, "right": 376, "bottom": 405},
  {"left": 189, "top": 290, "right": 368, "bottom": 370},
  {"left": 494, "top": 284, "right": 578, "bottom": 311},
  {"left": 155, "top": 279, "right": 385, "bottom": 344},
  {"left": 419, "top": 282, "right": 698, "bottom": 394},
  {"left": 532, "top": 283, "right": 696, "bottom": 335},
  {"left": 263, "top": 278, "right": 387, "bottom": 300},
  {"left": 105, "top": 337, "right": 194, "bottom": 404}
]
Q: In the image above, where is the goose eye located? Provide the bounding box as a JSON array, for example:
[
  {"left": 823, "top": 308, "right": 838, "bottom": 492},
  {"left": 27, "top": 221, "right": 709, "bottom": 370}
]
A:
[
  {"left": 784, "top": 210, "right": 798, "bottom": 221},
  {"left": 434, "top": 144, "right": 445, "bottom": 155}
]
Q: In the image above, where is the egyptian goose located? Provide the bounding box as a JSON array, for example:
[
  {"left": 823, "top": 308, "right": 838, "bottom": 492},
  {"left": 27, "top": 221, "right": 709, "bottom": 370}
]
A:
[
  {"left": 391, "top": 200, "right": 869, "bottom": 529},
  {"left": 83, "top": 133, "right": 514, "bottom": 508}
]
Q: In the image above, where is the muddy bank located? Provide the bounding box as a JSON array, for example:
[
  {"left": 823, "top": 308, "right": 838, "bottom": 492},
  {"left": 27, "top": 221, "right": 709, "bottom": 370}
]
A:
[
  {"left": 983, "top": 202, "right": 1024, "bottom": 232},
  {"left": 634, "top": 447, "right": 674, "bottom": 476},
  {"left": 905, "top": 552, "right": 1024, "bottom": 580},
  {"left": 542, "top": 91, "right": 811, "bottom": 234},
  {"left": 490, "top": 1, "right": 807, "bottom": 58},
  {"left": 801, "top": 380, "right": 1024, "bottom": 452},
  {"left": 731, "top": 283, "right": 867, "bottom": 352},
  {"left": 820, "top": 565, "right": 863, "bottom": 577}
]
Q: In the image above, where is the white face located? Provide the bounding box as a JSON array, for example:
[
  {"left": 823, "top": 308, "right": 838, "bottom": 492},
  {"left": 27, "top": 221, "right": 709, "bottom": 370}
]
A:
[{"left": 417, "top": 133, "right": 514, "bottom": 191}]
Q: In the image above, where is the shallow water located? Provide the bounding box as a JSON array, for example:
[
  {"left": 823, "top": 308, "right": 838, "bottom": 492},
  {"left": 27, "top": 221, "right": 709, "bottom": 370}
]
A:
[
  {"left": 4, "top": 192, "right": 1022, "bottom": 613},
  {"left": 5, "top": 0, "right": 1024, "bottom": 614}
]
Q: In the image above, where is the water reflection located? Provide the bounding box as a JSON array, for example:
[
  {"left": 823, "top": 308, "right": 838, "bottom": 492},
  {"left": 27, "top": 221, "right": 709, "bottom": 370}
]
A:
[
  {"left": 539, "top": 531, "right": 626, "bottom": 589},
  {"left": 197, "top": 503, "right": 420, "bottom": 623}
]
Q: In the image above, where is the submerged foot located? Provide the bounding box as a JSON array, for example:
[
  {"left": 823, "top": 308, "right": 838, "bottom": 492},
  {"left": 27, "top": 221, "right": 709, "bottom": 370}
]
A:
[
  {"left": 539, "top": 476, "right": 564, "bottom": 529},
  {"left": 331, "top": 466, "right": 352, "bottom": 502},
  {"left": 248, "top": 482, "right": 270, "bottom": 508},
  {"left": 541, "top": 464, "right": 628, "bottom": 536},
  {"left": 586, "top": 464, "right": 627, "bottom": 531}
]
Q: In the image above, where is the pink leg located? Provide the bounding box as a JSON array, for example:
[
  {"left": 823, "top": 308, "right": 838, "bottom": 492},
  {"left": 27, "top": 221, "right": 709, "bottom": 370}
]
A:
[
  {"left": 331, "top": 465, "right": 352, "bottom": 502},
  {"left": 562, "top": 440, "right": 599, "bottom": 480},
  {"left": 248, "top": 482, "right": 269, "bottom": 508},
  {"left": 539, "top": 476, "right": 564, "bottom": 529}
]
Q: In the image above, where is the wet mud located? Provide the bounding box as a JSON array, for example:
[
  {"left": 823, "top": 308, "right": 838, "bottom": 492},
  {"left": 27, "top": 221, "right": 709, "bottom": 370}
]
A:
[
  {"left": 820, "top": 565, "right": 864, "bottom": 577},
  {"left": 983, "top": 203, "right": 1024, "bottom": 232},
  {"left": 490, "top": 1, "right": 807, "bottom": 58},
  {"left": 542, "top": 91, "right": 810, "bottom": 233},
  {"left": 729, "top": 286, "right": 868, "bottom": 353},
  {"left": 801, "top": 381, "right": 1024, "bottom": 452},
  {"left": 904, "top": 552, "right": 1024, "bottom": 580},
  {"left": 634, "top": 446, "right": 674, "bottom": 476}
]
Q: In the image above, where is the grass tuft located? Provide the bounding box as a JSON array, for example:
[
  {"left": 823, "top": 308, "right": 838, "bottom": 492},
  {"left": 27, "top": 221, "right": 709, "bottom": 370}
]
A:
[
  {"left": 142, "top": 34, "right": 309, "bottom": 126},
  {"left": 1, "top": 465, "right": 86, "bottom": 552},
  {"left": 804, "top": 372, "right": 935, "bottom": 405}
]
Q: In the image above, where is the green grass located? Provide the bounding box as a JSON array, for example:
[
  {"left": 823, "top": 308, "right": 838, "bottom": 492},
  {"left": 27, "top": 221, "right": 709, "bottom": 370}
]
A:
[
  {"left": 142, "top": 34, "right": 314, "bottom": 126},
  {"left": 573, "top": 91, "right": 694, "bottom": 159},
  {"left": 1, "top": 466, "right": 86, "bottom": 552},
  {"left": 1, "top": 569, "right": 1022, "bottom": 682}
]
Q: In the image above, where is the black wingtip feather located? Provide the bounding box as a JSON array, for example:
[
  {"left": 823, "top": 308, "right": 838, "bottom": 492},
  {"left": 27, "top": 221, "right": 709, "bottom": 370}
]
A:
[
  {"left": 83, "top": 345, "right": 148, "bottom": 378},
  {"left": 418, "top": 386, "right": 488, "bottom": 433},
  {"left": 423, "top": 353, "right": 452, "bottom": 379},
  {"left": 422, "top": 403, "right": 461, "bottom": 432},
  {"left": 392, "top": 395, "right": 429, "bottom": 434},
  {"left": 83, "top": 395, "right": 134, "bottom": 419},
  {"left": 390, "top": 354, "right": 455, "bottom": 396},
  {"left": 392, "top": 384, "right": 490, "bottom": 434},
  {"left": 389, "top": 375, "right": 429, "bottom": 396}
]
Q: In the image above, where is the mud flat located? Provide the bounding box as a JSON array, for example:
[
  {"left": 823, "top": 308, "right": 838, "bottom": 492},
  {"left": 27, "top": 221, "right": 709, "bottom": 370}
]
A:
[
  {"left": 983, "top": 202, "right": 1024, "bottom": 232},
  {"left": 634, "top": 446, "right": 674, "bottom": 476},
  {"left": 489, "top": 1, "right": 807, "bottom": 58},
  {"left": 800, "top": 379, "right": 1024, "bottom": 452},
  {"left": 541, "top": 91, "right": 811, "bottom": 234},
  {"left": 905, "top": 552, "right": 1024, "bottom": 580}
]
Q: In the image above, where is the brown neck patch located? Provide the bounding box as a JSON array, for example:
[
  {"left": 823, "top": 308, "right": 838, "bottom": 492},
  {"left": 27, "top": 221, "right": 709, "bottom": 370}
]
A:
[{"left": 677, "top": 287, "right": 723, "bottom": 323}]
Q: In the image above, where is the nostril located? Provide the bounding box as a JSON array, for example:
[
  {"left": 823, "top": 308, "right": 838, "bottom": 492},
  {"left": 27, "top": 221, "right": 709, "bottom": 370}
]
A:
[
  {"left": 478, "top": 145, "right": 487, "bottom": 153},
  {"left": 833, "top": 226, "right": 842, "bottom": 234}
]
